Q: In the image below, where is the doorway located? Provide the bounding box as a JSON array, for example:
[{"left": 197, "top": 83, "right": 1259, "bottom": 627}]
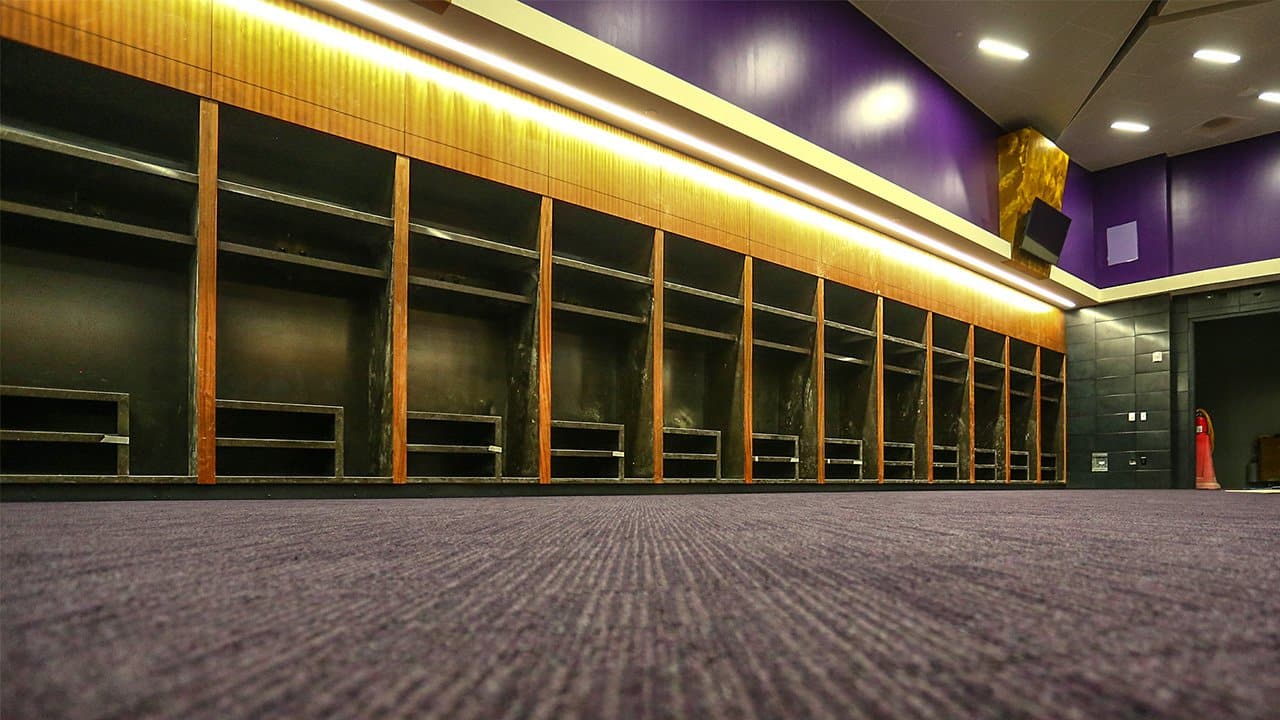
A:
[{"left": 1192, "top": 311, "right": 1280, "bottom": 489}]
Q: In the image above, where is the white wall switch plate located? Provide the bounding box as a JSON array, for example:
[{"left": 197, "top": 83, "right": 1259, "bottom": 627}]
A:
[
  {"left": 1152, "top": 351, "right": 1163, "bottom": 362},
  {"left": 1092, "top": 453, "right": 1108, "bottom": 472},
  {"left": 1128, "top": 412, "right": 1137, "bottom": 422},
  {"left": 1140, "top": 411, "right": 1148, "bottom": 421}
]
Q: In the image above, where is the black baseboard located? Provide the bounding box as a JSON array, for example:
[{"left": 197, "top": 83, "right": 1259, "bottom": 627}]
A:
[{"left": 0, "top": 480, "right": 1070, "bottom": 502}]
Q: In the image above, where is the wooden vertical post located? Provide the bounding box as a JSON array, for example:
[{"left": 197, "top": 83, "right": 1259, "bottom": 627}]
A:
[
  {"left": 925, "top": 312, "right": 934, "bottom": 483},
  {"left": 537, "top": 197, "right": 553, "bottom": 484},
  {"left": 967, "top": 325, "right": 976, "bottom": 483},
  {"left": 1003, "top": 337, "right": 1011, "bottom": 483},
  {"left": 742, "top": 257, "right": 754, "bottom": 484},
  {"left": 876, "top": 296, "right": 885, "bottom": 483},
  {"left": 652, "top": 229, "right": 664, "bottom": 483},
  {"left": 1034, "top": 346, "right": 1042, "bottom": 484},
  {"left": 195, "top": 98, "right": 218, "bottom": 485},
  {"left": 815, "top": 278, "right": 826, "bottom": 483},
  {"left": 390, "top": 156, "right": 410, "bottom": 483},
  {"left": 1061, "top": 359, "right": 1068, "bottom": 485}
]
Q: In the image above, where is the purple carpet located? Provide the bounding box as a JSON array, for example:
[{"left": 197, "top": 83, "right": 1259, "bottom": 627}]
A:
[{"left": 2, "top": 490, "right": 1278, "bottom": 719}]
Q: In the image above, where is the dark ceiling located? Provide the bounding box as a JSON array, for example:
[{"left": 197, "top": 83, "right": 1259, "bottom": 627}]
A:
[{"left": 853, "top": 0, "right": 1280, "bottom": 170}]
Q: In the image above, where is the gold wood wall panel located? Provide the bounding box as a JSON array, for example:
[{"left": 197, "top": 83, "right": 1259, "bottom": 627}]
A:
[
  {"left": 403, "top": 134, "right": 546, "bottom": 199},
  {"left": 1, "top": 0, "right": 1064, "bottom": 352},
  {"left": 998, "top": 127, "right": 1069, "bottom": 280},
  {"left": 211, "top": 75, "right": 404, "bottom": 154},
  {"left": 822, "top": 227, "right": 882, "bottom": 296},
  {"left": 209, "top": 0, "right": 406, "bottom": 153},
  {"left": 0, "top": 0, "right": 212, "bottom": 96},
  {"left": 747, "top": 201, "right": 823, "bottom": 278},
  {"left": 998, "top": 128, "right": 1069, "bottom": 234},
  {"left": 403, "top": 69, "right": 549, "bottom": 195},
  {"left": 544, "top": 115, "right": 662, "bottom": 227},
  {"left": 659, "top": 164, "right": 751, "bottom": 248}
]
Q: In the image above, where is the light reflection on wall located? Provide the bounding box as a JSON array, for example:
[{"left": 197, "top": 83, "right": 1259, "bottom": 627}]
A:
[
  {"left": 584, "top": 0, "right": 661, "bottom": 58},
  {"left": 713, "top": 31, "right": 806, "bottom": 105},
  {"left": 936, "top": 165, "right": 971, "bottom": 218},
  {"left": 843, "top": 81, "right": 914, "bottom": 138}
]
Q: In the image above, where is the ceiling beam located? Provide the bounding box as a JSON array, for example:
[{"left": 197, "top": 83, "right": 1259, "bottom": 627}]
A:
[
  {"left": 1063, "top": 1, "right": 1166, "bottom": 136},
  {"left": 1148, "top": 0, "right": 1270, "bottom": 26}
]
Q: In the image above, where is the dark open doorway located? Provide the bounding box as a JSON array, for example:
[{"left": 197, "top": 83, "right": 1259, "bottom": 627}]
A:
[{"left": 1192, "top": 311, "right": 1280, "bottom": 489}]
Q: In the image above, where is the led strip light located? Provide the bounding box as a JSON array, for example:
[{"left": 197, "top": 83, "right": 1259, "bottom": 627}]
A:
[{"left": 229, "top": 0, "right": 1075, "bottom": 310}]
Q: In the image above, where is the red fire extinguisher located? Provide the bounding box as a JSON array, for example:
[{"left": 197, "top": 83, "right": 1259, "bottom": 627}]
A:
[{"left": 1195, "top": 408, "right": 1220, "bottom": 490}]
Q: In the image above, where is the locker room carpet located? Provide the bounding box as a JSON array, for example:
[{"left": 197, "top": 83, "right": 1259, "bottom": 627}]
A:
[{"left": 2, "top": 490, "right": 1278, "bottom": 719}]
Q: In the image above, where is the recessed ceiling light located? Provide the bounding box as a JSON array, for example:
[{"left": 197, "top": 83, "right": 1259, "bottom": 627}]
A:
[
  {"left": 1111, "top": 120, "right": 1150, "bottom": 133},
  {"left": 1193, "top": 48, "right": 1240, "bottom": 64},
  {"left": 1260, "top": 91, "right": 1280, "bottom": 104},
  {"left": 978, "top": 38, "right": 1029, "bottom": 61}
]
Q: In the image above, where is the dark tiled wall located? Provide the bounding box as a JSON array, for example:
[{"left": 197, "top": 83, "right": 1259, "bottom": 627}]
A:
[
  {"left": 1067, "top": 280, "right": 1280, "bottom": 488},
  {"left": 1171, "top": 282, "right": 1280, "bottom": 488},
  {"left": 1066, "top": 296, "right": 1172, "bottom": 488}
]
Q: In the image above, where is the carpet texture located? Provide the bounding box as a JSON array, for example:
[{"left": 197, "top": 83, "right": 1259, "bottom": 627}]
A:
[{"left": 2, "top": 490, "right": 1278, "bottom": 719}]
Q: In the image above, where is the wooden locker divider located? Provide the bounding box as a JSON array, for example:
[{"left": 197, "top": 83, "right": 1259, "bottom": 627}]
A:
[
  {"left": 1003, "top": 336, "right": 1011, "bottom": 484},
  {"left": 652, "top": 229, "right": 664, "bottom": 483},
  {"left": 875, "top": 296, "right": 885, "bottom": 483},
  {"left": 1034, "top": 347, "right": 1042, "bottom": 484},
  {"left": 815, "top": 278, "right": 826, "bottom": 483},
  {"left": 195, "top": 98, "right": 218, "bottom": 485},
  {"left": 925, "top": 312, "right": 934, "bottom": 483},
  {"left": 391, "top": 155, "right": 410, "bottom": 483},
  {"left": 962, "top": 325, "right": 972, "bottom": 481},
  {"left": 1062, "top": 357, "right": 1068, "bottom": 485},
  {"left": 537, "top": 196, "right": 553, "bottom": 483},
  {"left": 742, "top": 257, "right": 754, "bottom": 484}
]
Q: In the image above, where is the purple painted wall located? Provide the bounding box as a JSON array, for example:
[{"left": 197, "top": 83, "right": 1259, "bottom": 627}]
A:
[
  {"left": 528, "top": 0, "right": 1004, "bottom": 233},
  {"left": 529, "top": 2, "right": 1278, "bottom": 288},
  {"left": 1169, "top": 132, "right": 1280, "bottom": 275},
  {"left": 1090, "top": 156, "right": 1171, "bottom": 287},
  {"left": 1078, "top": 132, "right": 1279, "bottom": 287},
  {"left": 1058, "top": 161, "right": 1095, "bottom": 279}
]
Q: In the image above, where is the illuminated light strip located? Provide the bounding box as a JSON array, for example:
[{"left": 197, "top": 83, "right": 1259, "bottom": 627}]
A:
[{"left": 226, "top": 0, "right": 1070, "bottom": 311}]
